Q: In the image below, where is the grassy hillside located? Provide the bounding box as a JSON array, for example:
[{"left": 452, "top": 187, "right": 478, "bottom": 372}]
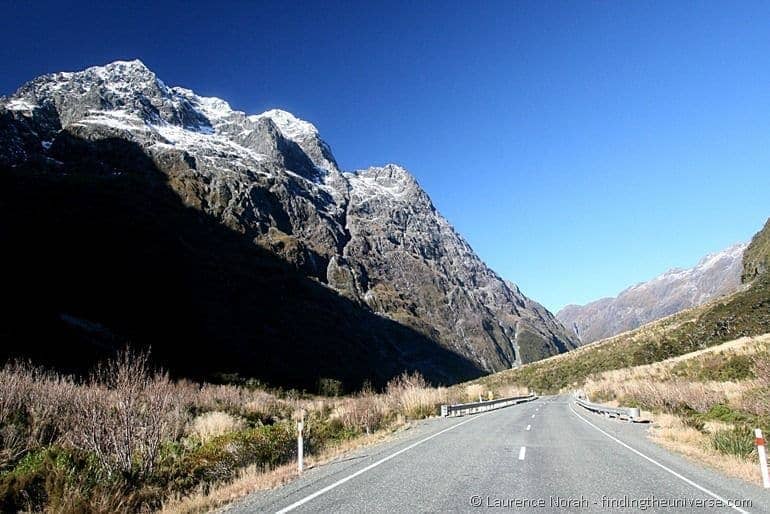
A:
[{"left": 475, "top": 273, "right": 770, "bottom": 394}]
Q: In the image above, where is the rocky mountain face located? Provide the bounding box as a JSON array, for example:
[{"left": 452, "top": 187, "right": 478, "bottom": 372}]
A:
[
  {"left": 743, "top": 218, "right": 770, "bottom": 284},
  {"left": 557, "top": 243, "right": 747, "bottom": 344},
  {"left": 0, "top": 60, "right": 577, "bottom": 388}
]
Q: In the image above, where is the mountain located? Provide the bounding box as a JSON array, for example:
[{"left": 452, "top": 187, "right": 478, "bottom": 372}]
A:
[
  {"left": 483, "top": 218, "right": 770, "bottom": 394},
  {"left": 0, "top": 60, "right": 577, "bottom": 389},
  {"left": 557, "top": 243, "right": 746, "bottom": 344}
]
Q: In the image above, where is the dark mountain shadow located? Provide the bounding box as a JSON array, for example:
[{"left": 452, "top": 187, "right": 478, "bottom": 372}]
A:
[{"left": 0, "top": 134, "right": 484, "bottom": 391}]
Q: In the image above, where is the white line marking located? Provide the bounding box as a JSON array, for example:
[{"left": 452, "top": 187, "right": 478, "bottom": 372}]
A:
[
  {"left": 569, "top": 404, "right": 749, "bottom": 514},
  {"left": 531, "top": 414, "right": 536, "bottom": 418},
  {"left": 526, "top": 424, "right": 531, "bottom": 431},
  {"left": 275, "top": 412, "right": 490, "bottom": 513},
  {"left": 518, "top": 446, "right": 526, "bottom": 460}
]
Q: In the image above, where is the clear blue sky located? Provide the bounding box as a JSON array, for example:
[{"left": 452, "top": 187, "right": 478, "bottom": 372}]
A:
[{"left": 3, "top": 1, "right": 769, "bottom": 312}]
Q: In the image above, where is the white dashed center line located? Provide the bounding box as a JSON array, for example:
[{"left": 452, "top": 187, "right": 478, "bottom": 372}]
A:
[
  {"left": 526, "top": 424, "right": 531, "bottom": 431},
  {"left": 518, "top": 446, "right": 526, "bottom": 460}
]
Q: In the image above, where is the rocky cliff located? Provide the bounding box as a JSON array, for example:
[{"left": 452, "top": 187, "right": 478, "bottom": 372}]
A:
[{"left": 0, "top": 60, "right": 577, "bottom": 388}]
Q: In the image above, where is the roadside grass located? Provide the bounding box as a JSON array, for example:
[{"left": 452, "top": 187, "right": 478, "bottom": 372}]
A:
[
  {"left": 1, "top": 352, "right": 521, "bottom": 513},
  {"left": 570, "top": 333, "right": 770, "bottom": 486},
  {"left": 649, "top": 413, "right": 761, "bottom": 486}
]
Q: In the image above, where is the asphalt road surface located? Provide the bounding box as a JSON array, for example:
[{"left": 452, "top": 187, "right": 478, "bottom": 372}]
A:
[{"left": 226, "top": 395, "right": 770, "bottom": 513}]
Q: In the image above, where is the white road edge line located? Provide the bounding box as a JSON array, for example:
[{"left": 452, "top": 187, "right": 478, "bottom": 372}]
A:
[
  {"left": 518, "top": 446, "right": 526, "bottom": 460},
  {"left": 526, "top": 424, "right": 531, "bottom": 431},
  {"left": 569, "top": 404, "right": 749, "bottom": 514},
  {"left": 275, "top": 411, "right": 491, "bottom": 513}
]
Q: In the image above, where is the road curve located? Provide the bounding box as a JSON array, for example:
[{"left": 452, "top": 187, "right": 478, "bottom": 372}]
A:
[{"left": 226, "top": 395, "right": 770, "bottom": 513}]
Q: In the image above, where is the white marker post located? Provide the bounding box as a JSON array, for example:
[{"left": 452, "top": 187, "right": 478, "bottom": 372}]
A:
[
  {"left": 756, "top": 428, "right": 770, "bottom": 488},
  {"left": 297, "top": 417, "right": 304, "bottom": 474}
]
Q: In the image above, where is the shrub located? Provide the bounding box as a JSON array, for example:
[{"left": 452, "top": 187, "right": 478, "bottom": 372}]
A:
[
  {"left": 671, "top": 353, "right": 755, "bottom": 382},
  {"left": 385, "top": 372, "right": 444, "bottom": 419},
  {"left": 704, "top": 404, "right": 753, "bottom": 425},
  {"left": 67, "top": 349, "right": 187, "bottom": 480},
  {"left": 0, "top": 446, "right": 123, "bottom": 514},
  {"left": 335, "top": 393, "right": 389, "bottom": 435},
  {"left": 176, "top": 424, "right": 295, "bottom": 487},
  {"left": 317, "top": 378, "right": 344, "bottom": 397}
]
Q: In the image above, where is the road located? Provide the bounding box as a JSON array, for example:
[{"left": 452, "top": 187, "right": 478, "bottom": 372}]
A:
[{"left": 226, "top": 395, "right": 770, "bottom": 513}]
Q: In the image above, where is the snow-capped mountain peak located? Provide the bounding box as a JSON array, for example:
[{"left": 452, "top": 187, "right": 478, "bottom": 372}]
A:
[
  {"left": 4, "top": 59, "right": 340, "bottom": 182},
  {"left": 254, "top": 109, "right": 320, "bottom": 141}
]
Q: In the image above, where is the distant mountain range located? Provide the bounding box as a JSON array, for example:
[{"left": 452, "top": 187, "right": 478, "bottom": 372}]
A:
[
  {"left": 0, "top": 60, "right": 577, "bottom": 389},
  {"left": 557, "top": 243, "right": 747, "bottom": 344}
]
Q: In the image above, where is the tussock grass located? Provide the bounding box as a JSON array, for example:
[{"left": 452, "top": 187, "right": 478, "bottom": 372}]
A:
[{"left": 188, "top": 412, "right": 246, "bottom": 444}]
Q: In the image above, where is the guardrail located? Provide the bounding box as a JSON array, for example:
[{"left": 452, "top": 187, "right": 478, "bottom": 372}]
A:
[
  {"left": 441, "top": 394, "right": 536, "bottom": 417},
  {"left": 574, "top": 393, "right": 643, "bottom": 422}
]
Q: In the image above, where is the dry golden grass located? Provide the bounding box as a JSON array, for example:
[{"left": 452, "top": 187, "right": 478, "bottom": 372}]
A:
[
  {"left": 584, "top": 376, "right": 751, "bottom": 413},
  {"left": 464, "top": 383, "right": 487, "bottom": 402},
  {"left": 385, "top": 372, "right": 455, "bottom": 419},
  {"left": 650, "top": 413, "right": 761, "bottom": 486},
  {"left": 582, "top": 333, "right": 770, "bottom": 412},
  {"left": 493, "top": 383, "right": 530, "bottom": 398},
  {"left": 188, "top": 411, "right": 246, "bottom": 443}
]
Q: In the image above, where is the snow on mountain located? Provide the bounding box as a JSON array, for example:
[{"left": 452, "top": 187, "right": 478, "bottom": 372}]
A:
[{"left": 557, "top": 243, "right": 747, "bottom": 344}]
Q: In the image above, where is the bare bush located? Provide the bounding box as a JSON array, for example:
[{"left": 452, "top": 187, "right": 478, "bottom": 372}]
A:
[
  {"left": 748, "top": 354, "right": 770, "bottom": 416},
  {"left": 68, "top": 349, "right": 187, "bottom": 479},
  {"left": 196, "top": 383, "right": 248, "bottom": 413},
  {"left": 0, "top": 362, "right": 33, "bottom": 468},
  {"left": 0, "top": 362, "right": 77, "bottom": 470}
]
